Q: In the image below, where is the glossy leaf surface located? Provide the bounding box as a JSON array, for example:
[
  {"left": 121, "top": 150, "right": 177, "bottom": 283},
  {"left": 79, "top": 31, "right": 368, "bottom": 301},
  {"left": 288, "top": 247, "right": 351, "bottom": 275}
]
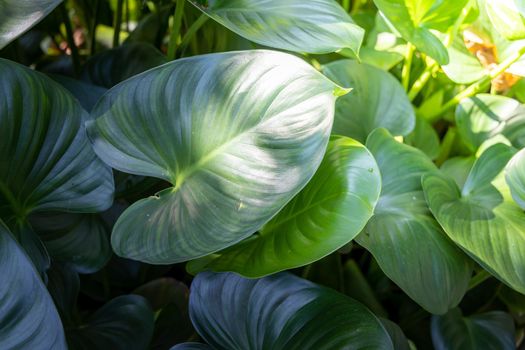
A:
[
  {"left": 356, "top": 129, "right": 471, "bottom": 314},
  {"left": 187, "top": 271, "right": 393, "bottom": 349},
  {"left": 0, "top": 221, "right": 67, "bottom": 349},
  {"left": 191, "top": 0, "right": 364, "bottom": 55},
  {"left": 87, "top": 50, "right": 339, "bottom": 263},
  {"left": 189, "top": 136, "right": 381, "bottom": 277}
]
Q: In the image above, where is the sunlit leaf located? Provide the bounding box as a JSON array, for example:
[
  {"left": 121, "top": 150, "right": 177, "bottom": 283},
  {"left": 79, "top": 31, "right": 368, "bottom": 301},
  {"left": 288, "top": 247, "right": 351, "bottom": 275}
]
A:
[
  {"left": 87, "top": 50, "right": 340, "bottom": 263},
  {"left": 505, "top": 148, "right": 525, "bottom": 209}
]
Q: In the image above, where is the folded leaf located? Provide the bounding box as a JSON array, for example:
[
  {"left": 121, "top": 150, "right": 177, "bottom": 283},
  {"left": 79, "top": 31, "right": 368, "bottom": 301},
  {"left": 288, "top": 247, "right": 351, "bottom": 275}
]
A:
[
  {"left": 0, "top": 0, "right": 62, "bottom": 49},
  {"left": 431, "top": 308, "right": 515, "bottom": 350},
  {"left": 356, "top": 129, "right": 471, "bottom": 314},
  {"left": 322, "top": 60, "right": 415, "bottom": 142},
  {"left": 0, "top": 221, "right": 67, "bottom": 349},
  {"left": 186, "top": 271, "right": 394, "bottom": 349},
  {"left": 190, "top": 0, "right": 364, "bottom": 55},
  {"left": 423, "top": 143, "right": 525, "bottom": 293},
  {"left": 188, "top": 136, "right": 381, "bottom": 277},
  {"left": 87, "top": 50, "right": 340, "bottom": 263}
]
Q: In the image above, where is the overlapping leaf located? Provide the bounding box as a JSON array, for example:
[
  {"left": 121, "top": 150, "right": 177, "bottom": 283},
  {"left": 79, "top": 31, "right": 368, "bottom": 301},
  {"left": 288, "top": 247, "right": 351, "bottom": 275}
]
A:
[
  {"left": 431, "top": 308, "right": 515, "bottom": 350},
  {"left": 0, "top": 0, "right": 62, "bottom": 49},
  {"left": 87, "top": 50, "right": 340, "bottom": 264},
  {"left": 423, "top": 143, "right": 525, "bottom": 293},
  {"left": 188, "top": 136, "right": 381, "bottom": 277},
  {"left": 506, "top": 148, "right": 525, "bottom": 209},
  {"left": 179, "top": 271, "right": 394, "bottom": 349},
  {"left": 190, "top": 0, "right": 364, "bottom": 55},
  {"left": 322, "top": 60, "right": 415, "bottom": 143},
  {"left": 0, "top": 221, "right": 67, "bottom": 349},
  {"left": 0, "top": 58, "right": 114, "bottom": 224},
  {"left": 356, "top": 129, "right": 471, "bottom": 315}
]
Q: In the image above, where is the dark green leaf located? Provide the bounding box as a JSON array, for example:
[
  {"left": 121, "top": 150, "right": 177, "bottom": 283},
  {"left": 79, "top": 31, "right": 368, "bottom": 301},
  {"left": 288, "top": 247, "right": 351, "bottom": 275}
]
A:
[
  {"left": 188, "top": 271, "right": 394, "bottom": 349},
  {"left": 87, "top": 50, "right": 341, "bottom": 264},
  {"left": 0, "top": 221, "right": 67, "bottom": 349}
]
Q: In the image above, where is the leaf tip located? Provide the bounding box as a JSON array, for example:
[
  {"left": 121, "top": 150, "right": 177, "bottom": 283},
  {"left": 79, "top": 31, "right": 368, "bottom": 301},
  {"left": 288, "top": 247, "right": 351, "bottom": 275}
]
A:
[{"left": 333, "top": 86, "right": 352, "bottom": 97}]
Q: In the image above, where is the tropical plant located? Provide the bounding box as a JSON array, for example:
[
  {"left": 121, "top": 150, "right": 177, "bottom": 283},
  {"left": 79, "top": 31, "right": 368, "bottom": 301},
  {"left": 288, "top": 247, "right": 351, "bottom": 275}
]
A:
[{"left": 2, "top": 0, "right": 525, "bottom": 349}]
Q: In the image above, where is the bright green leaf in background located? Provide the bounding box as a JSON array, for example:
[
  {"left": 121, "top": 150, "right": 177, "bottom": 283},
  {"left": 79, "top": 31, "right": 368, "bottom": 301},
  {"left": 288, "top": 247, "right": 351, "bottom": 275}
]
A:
[
  {"left": 431, "top": 308, "right": 515, "bottom": 350},
  {"left": 441, "top": 35, "right": 486, "bottom": 84},
  {"left": 188, "top": 136, "right": 381, "bottom": 277},
  {"left": 0, "top": 0, "right": 62, "bottom": 49},
  {"left": 373, "top": 0, "right": 469, "bottom": 64},
  {"left": 190, "top": 0, "right": 364, "bottom": 55},
  {"left": 88, "top": 50, "right": 341, "bottom": 264},
  {"left": 0, "top": 221, "right": 67, "bottom": 349},
  {"left": 484, "top": 0, "right": 525, "bottom": 40},
  {"left": 322, "top": 60, "right": 415, "bottom": 143},
  {"left": 506, "top": 148, "right": 525, "bottom": 209},
  {"left": 423, "top": 143, "right": 525, "bottom": 294},
  {"left": 176, "top": 271, "right": 394, "bottom": 349},
  {"left": 456, "top": 94, "right": 525, "bottom": 152},
  {"left": 356, "top": 129, "right": 471, "bottom": 314},
  {"left": 0, "top": 59, "right": 114, "bottom": 225}
]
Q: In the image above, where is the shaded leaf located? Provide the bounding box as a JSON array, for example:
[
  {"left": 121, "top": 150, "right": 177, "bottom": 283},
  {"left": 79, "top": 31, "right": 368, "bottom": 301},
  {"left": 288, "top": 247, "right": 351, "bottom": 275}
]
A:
[
  {"left": 87, "top": 50, "right": 340, "bottom": 264},
  {"left": 356, "top": 129, "right": 471, "bottom": 314}
]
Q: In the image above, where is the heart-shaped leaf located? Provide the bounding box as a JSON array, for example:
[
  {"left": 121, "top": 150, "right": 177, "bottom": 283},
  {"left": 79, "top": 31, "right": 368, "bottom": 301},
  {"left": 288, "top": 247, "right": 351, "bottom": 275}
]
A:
[
  {"left": 188, "top": 136, "right": 381, "bottom": 277},
  {"left": 456, "top": 94, "right": 525, "bottom": 152},
  {"left": 0, "top": 58, "right": 114, "bottom": 225},
  {"left": 373, "top": 0, "right": 469, "bottom": 64},
  {"left": 0, "top": 221, "right": 67, "bottom": 349},
  {"left": 0, "top": 0, "right": 62, "bottom": 49},
  {"left": 423, "top": 143, "right": 525, "bottom": 293},
  {"left": 431, "top": 308, "right": 515, "bottom": 350},
  {"left": 190, "top": 0, "right": 364, "bottom": 55},
  {"left": 322, "top": 60, "right": 415, "bottom": 143},
  {"left": 87, "top": 50, "right": 341, "bottom": 264},
  {"left": 506, "top": 148, "right": 525, "bottom": 209},
  {"left": 182, "top": 271, "right": 394, "bottom": 349},
  {"left": 356, "top": 129, "right": 471, "bottom": 315}
]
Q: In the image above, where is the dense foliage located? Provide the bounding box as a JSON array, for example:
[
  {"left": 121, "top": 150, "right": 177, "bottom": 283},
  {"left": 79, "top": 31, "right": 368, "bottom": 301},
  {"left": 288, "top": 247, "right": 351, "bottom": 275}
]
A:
[{"left": 2, "top": 0, "right": 525, "bottom": 349}]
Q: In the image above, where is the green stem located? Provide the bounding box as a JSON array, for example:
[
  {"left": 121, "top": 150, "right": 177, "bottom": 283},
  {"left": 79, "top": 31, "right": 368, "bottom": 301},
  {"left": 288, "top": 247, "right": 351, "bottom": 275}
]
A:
[
  {"left": 408, "top": 62, "right": 438, "bottom": 101},
  {"left": 401, "top": 43, "right": 415, "bottom": 91},
  {"left": 435, "top": 126, "right": 456, "bottom": 166},
  {"left": 60, "top": 4, "right": 80, "bottom": 77},
  {"left": 90, "top": 0, "right": 100, "bottom": 55},
  {"left": 468, "top": 270, "right": 492, "bottom": 291},
  {"left": 428, "top": 45, "right": 525, "bottom": 121},
  {"left": 178, "top": 14, "right": 208, "bottom": 55},
  {"left": 350, "top": 0, "right": 362, "bottom": 15},
  {"left": 112, "top": 0, "right": 124, "bottom": 48},
  {"left": 167, "top": 0, "right": 186, "bottom": 60}
]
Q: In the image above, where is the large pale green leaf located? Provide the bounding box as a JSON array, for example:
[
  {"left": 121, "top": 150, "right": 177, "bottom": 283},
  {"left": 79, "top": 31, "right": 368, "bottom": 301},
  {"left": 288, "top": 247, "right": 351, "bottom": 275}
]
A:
[
  {"left": 373, "top": 0, "right": 469, "bottom": 64},
  {"left": 423, "top": 143, "right": 525, "bottom": 293},
  {"left": 187, "top": 136, "right": 381, "bottom": 277},
  {"left": 190, "top": 0, "right": 364, "bottom": 55},
  {"left": 66, "top": 295, "right": 155, "bottom": 350},
  {"left": 505, "top": 148, "right": 525, "bottom": 209},
  {"left": 87, "top": 50, "right": 340, "bottom": 264},
  {"left": 322, "top": 60, "right": 415, "bottom": 143},
  {"left": 0, "top": 0, "right": 62, "bottom": 49},
  {"left": 30, "top": 212, "right": 111, "bottom": 273},
  {"left": 185, "top": 271, "right": 393, "bottom": 349},
  {"left": 0, "top": 221, "right": 67, "bottom": 349},
  {"left": 0, "top": 58, "right": 114, "bottom": 224},
  {"left": 456, "top": 94, "right": 525, "bottom": 152},
  {"left": 441, "top": 34, "right": 486, "bottom": 84},
  {"left": 431, "top": 308, "right": 515, "bottom": 350},
  {"left": 81, "top": 42, "right": 168, "bottom": 88},
  {"left": 485, "top": 0, "right": 525, "bottom": 40},
  {"left": 356, "top": 129, "right": 471, "bottom": 315}
]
